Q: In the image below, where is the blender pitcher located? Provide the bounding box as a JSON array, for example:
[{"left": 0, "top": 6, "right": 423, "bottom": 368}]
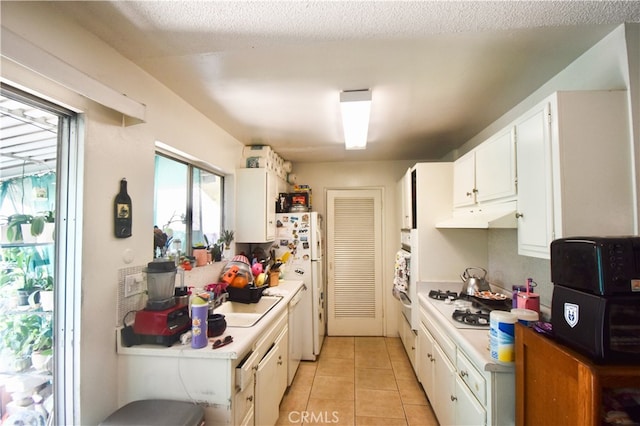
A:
[{"left": 145, "top": 260, "right": 184, "bottom": 310}]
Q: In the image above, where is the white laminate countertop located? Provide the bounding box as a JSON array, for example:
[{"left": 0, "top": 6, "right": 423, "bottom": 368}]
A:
[
  {"left": 116, "top": 280, "right": 304, "bottom": 360},
  {"left": 417, "top": 281, "right": 515, "bottom": 374}
]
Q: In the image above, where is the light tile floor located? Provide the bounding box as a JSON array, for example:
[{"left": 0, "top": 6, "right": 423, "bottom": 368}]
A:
[{"left": 277, "top": 336, "right": 439, "bottom": 426}]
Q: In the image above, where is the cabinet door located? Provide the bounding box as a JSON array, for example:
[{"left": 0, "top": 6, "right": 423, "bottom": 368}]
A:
[
  {"left": 475, "top": 127, "right": 516, "bottom": 203},
  {"left": 417, "top": 322, "right": 435, "bottom": 399},
  {"left": 399, "top": 167, "right": 413, "bottom": 229},
  {"left": 399, "top": 312, "right": 417, "bottom": 373},
  {"left": 236, "top": 169, "right": 277, "bottom": 243},
  {"left": 432, "top": 343, "right": 456, "bottom": 426},
  {"left": 255, "top": 327, "right": 288, "bottom": 426},
  {"left": 453, "top": 151, "right": 476, "bottom": 207},
  {"left": 515, "top": 103, "right": 554, "bottom": 259},
  {"left": 455, "top": 376, "right": 486, "bottom": 426}
]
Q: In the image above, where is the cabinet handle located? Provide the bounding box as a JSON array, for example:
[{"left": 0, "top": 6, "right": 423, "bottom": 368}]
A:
[
  {"left": 247, "top": 395, "right": 253, "bottom": 402},
  {"left": 515, "top": 212, "right": 524, "bottom": 219},
  {"left": 466, "top": 191, "right": 473, "bottom": 197},
  {"left": 472, "top": 188, "right": 478, "bottom": 193},
  {"left": 460, "top": 370, "right": 468, "bottom": 378},
  {"left": 450, "top": 395, "right": 457, "bottom": 402},
  {"left": 427, "top": 353, "right": 432, "bottom": 359},
  {"left": 411, "top": 346, "right": 415, "bottom": 351},
  {"left": 277, "top": 360, "right": 283, "bottom": 365}
]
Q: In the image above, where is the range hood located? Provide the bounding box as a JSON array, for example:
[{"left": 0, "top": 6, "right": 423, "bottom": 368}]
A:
[{"left": 436, "top": 201, "right": 517, "bottom": 229}]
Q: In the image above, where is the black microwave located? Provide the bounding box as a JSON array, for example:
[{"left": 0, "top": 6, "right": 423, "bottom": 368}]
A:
[
  {"left": 551, "top": 285, "right": 640, "bottom": 364},
  {"left": 550, "top": 236, "right": 640, "bottom": 296}
]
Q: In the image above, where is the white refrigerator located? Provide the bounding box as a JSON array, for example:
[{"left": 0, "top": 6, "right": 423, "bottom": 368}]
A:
[{"left": 275, "top": 212, "right": 325, "bottom": 360}]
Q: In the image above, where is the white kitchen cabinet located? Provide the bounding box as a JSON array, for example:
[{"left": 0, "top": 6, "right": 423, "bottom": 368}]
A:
[
  {"left": 255, "top": 325, "right": 288, "bottom": 426},
  {"left": 455, "top": 375, "right": 487, "bottom": 426},
  {"left": 475, "top": 127, "right": 516, "bottom": 204},
  {"left": 398, "top": 167, "right": 413, "bottom": 229},
  {"left": 432, "top": 343, "right": 456, "bottom": 426},
  {"left": 453, "top": 127, "right": 516, "bottom": 209},
  {"left": 417, "top": 322, "right": 435, "bottom": 398},
  {"left": 453, "top": 151, "right": 476, "bottom": 207},
  {"left": 515, "top": 90, "right": 634, "bottom": 259},
  {"left": 236, "top": 168, "right": 277, "bottom": 243},
  {"left": 398, "top": 309, "right": 417, "bottom": 374}
]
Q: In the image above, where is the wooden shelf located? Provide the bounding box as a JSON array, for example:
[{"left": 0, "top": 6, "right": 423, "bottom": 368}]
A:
[{"left": 515, "top": 324, "right": 640, "bottom": 426}]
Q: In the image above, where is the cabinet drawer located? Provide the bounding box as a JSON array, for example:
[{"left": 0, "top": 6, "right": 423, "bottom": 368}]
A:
[
  {"left": 426, "top": 314, "right": 456, "bottom": 363},
  {"left": 234, "top": 378, "right": 255, "bottom": 425},
  {"left": 236, "top": 350, "right": 260, "bottom": 392},
  {"left": 254, "top": 310, "right": 287, "bottom": 359},
  {"left": 456, "top": 350, "right": 486, "bottom": 405}
]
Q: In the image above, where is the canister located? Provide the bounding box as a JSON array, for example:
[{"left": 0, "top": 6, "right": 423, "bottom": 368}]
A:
[
  {"left": 489, "top": 311, "right": 517, "bottom": 363},
  {"left": 510, "top": 308, "right": 539, "bottom": 327}
]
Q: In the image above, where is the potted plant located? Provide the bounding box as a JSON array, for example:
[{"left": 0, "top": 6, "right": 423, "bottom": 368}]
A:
[
  {"left": 0, "top": 314, "right": 40, "bottom": 372},
  {"left": 5, "top": 211, "right": 54, "bottom": 243},
  {"left": 30, "top": 315, "right": 53, "bottom": 372},
  {"left": 220, "top": 230, "right": 235, "bottom": 250}
]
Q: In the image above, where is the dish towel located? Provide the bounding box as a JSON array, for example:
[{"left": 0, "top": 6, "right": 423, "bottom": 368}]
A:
[
  {"left": 263, "top": 287, "right": 290, "bottom": 297},
  {"left": 393, "top": 250, "right": 410, "bottom": 297}
]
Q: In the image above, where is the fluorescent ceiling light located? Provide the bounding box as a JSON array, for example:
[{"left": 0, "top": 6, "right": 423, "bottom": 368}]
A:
[{"left": 340, "top": 89, "right": 371, "bottom": 150}]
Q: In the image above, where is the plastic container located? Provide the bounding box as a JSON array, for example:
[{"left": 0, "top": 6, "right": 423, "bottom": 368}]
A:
[
  {"left": 510, "top": 308, "right": 539, "bottom": 327},
  {"left": 489, "top": 311, "right": 517, "bottom": 363},
  {"left": 190, "top": 298, "right": 208, "bottom": 349}
]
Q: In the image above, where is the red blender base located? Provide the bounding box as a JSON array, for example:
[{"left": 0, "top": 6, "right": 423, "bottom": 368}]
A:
[{"left": 133, "top": 305, "right": 190, "bottom": 346}]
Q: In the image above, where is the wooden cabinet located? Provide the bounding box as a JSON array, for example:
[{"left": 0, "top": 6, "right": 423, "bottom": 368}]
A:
[
  {"left": 515, "top": 324, "right": 640, "bottom": 426},
  {"left": 236, "top": 168, "right": 277, "bottom": 243},
  {"left": 453, "top": 127, "right": 516, "bottom": 209},
  {"left": 515, "top": 90, "right": 634, "bottom": 259}
]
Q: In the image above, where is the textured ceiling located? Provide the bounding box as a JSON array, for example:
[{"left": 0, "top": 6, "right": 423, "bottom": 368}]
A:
[{"left": 50, "top": 1, "right": 640, "bottom": 163}]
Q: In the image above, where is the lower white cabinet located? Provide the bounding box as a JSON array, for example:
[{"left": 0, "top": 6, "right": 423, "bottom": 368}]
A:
[
  {"left": 398, "top": 310, "right": 417, "bottom": 374},
  {"left": 255, "top": 325, "right": 289, "bottom": 426},
  {"left": 417, "top": 303, "right": 510, "bottom": 426}
]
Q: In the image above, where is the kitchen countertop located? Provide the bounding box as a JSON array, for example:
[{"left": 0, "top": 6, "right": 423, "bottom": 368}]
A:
[
  {"left": 417, "top": 281, "right": 514, "bottom": 374},
  {"left": 116, "top": 280, "right": 304, "bottom": 360}
]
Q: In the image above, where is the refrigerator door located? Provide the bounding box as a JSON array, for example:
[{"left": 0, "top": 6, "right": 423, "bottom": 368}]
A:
[
  {"left": 310, "top": 212, "right": 323, "bottom": 260},
  {"left": 311, "top": 258, "right": 325, "bottom": 355}
]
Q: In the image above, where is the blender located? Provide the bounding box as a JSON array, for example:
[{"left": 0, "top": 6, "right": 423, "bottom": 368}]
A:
[{"left": 132, "top": 260, "right": 190, "bottom": 346}]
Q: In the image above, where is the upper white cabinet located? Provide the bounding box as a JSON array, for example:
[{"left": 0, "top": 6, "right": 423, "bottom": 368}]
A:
[
  {"left": 453, "top": 151, "right": 476, "bottom": 207},
  {"left": 398, "top": 167, "right": 413, "bottom": 229},
  {"left": 236, "top": 168, "right": 277, "bottom": 243},
  {"left": 474, "top": 127, "right": 517, "bottom": 204},
  {"left": 515, "top": 90, "right": 634, "bottom": 259},
  {"left": 453, "top": 127, "right": 516, "bottom": 208}
]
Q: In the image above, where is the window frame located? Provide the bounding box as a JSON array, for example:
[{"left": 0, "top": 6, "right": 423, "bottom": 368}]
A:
[{"left": 153, "top": 151, "right": 225, "bottom": 255}]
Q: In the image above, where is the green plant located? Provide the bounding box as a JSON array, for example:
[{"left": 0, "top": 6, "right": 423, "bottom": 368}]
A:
[
  {"left": 0, "top": 314, "right": 41, "bottom": 360},
  {"left": 30, "top": 315, "right": 53, "bottom": 354},
  {"left": 220, "top": 229, "right": 235, "bottom": 249},
  {"left": 5, "top": 211, "right": 54, "bottom": 242}
]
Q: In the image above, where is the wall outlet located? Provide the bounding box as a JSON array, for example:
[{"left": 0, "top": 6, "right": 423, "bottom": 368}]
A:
[{"left": 124, "top": 273, "right": 144, "bottom": 297}]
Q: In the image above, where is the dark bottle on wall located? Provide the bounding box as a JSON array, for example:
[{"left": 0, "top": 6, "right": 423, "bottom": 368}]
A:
[{"left": 114, "top": 178, "right": 132, "bottom": 238}]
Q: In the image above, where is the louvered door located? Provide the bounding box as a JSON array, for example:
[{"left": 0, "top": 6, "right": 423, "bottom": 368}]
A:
[{"left": 327, "top": 189, "right": 383, "bottom": 336}]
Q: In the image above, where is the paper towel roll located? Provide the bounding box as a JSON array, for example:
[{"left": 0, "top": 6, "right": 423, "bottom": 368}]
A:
[
  {"left": 283, "top": 161, "right": 293, "bottom": 173},
  {"left": 243, "top": 145, "right": 272, "bottom": 158},
  {"left": 287, "top": 173, "right": 298, "bottom": 184},
  {"left": 489, "top": 311, "right": 517, "bottom": 363}
]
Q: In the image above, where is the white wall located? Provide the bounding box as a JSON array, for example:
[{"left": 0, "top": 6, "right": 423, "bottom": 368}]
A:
[
  {"left": 290, "top": 160, "right": 415, "bottom": 336},
  {"left": 1, "top": 3, "right": 244, "bottom": 424}
]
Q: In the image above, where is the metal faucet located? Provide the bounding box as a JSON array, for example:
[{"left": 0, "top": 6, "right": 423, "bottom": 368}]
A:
[{"left": 211, "top": 292, "right": 228, "bottom": 309}]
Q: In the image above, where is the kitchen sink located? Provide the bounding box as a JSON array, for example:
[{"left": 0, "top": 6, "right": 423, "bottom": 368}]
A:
[{"left": 214, "top": 295, "right": 282, "bottom": 327}]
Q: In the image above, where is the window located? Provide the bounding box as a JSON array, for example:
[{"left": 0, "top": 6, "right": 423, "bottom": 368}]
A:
[{"left": 153, "top": 153, "right": 223, "bottom": 258}]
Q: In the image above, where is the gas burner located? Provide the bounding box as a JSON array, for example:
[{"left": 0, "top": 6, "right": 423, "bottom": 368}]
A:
[
  {"left": 429, "top": 290, "right": 460, "bottom": 301},
  {"left": 452, "top": 309, "right": 490, "bottom": 327}
]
